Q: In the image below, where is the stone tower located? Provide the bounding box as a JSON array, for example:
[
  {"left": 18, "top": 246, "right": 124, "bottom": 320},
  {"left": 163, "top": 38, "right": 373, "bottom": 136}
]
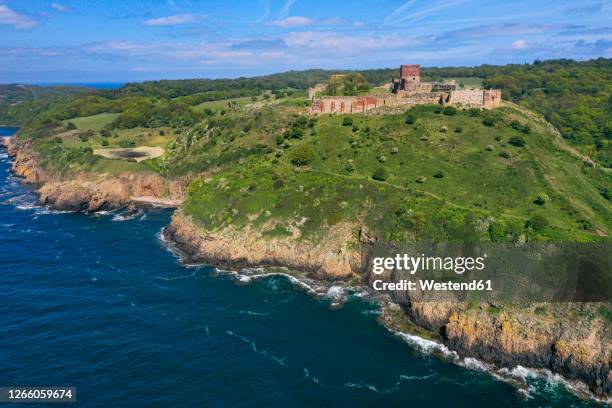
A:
[{"left": 400, "top": 64, "right": 420, "bottom": 83}]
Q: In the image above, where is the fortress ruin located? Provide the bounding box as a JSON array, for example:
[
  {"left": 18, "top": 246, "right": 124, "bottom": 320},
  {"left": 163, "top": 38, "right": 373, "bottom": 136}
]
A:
[{"left": 309, "top": 64, "right": 501, "bottom": 114}]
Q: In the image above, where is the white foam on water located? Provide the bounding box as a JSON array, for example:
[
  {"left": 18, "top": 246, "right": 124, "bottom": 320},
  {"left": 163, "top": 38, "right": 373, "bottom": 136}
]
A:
[
  {"left": 225, "top": 330, "right": 286, "bottom": 367},
  {"left": 394, "top": 331, "right": 459, "bottom": 360},
  {"left": 461, "top": 357, "right": 492, "bottom": 372},
  {"left": 238, "top": 310, "right": 269, "bottom": 316}
]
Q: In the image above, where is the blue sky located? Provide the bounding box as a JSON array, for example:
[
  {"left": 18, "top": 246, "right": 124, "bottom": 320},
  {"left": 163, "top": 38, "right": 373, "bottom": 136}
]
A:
[{"left": 0, "top": 0, "right": 610, "bottom": 83}]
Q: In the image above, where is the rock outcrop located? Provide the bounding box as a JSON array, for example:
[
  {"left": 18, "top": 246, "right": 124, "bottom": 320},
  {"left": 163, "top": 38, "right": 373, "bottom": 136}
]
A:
[
  {"left": 5, "top": 136, "right": 186, "bottom": 211},
  {"left": 165, "top": 210, "right": 611, "bottom": 399},
  {"left": 163, "top": 211, "right": 361, "bottom": 279}
]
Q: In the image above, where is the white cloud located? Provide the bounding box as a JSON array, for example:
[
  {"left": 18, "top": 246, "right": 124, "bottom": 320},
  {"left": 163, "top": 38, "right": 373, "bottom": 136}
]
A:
[
  {"left": 278, "top": 0, "right": 296, "bottom": 18},
  {"left": 512, "top": 39, "right": 528, "bottom": 49},
  {"left": 51, "top": 2, "right": 72, "bottom": 13},
  {"left": 143, "top": 14, "right": 196, "bottom": 26},
  {"left": 354, "top": 21, "right": 365, "bottom": 28},
  {"left": 269, "top": 16, "right": 313, "bottom": 27},
  {"left": 0, "top": 5, "right": 36, "bottom": 29}
]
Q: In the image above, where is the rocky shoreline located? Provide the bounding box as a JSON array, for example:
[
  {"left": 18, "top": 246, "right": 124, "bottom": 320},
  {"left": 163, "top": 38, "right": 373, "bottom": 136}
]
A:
[{"left": 2, "top": 135, "right": 610, "bottom": 401}]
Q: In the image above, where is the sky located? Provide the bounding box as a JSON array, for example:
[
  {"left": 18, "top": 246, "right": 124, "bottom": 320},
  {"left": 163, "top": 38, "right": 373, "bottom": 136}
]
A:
[{"left": 0, "top": 0, "right": 611, "bottom": 83}]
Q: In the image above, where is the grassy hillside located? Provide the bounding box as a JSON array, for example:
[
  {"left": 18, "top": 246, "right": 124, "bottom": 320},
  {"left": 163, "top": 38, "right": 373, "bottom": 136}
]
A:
[{"left": 175, "top": 105, "right": 610, "bottom": 243}]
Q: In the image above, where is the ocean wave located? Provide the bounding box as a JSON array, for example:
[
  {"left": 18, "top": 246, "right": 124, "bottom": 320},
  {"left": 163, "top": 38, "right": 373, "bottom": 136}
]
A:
[
  {"left": 238, "top": 310, "right": 270, "bottom": 316},
  {"left": 394, "top": 331, "right": 459, "bottom": 360},
  {"left": 225, "top": 330, "right": 286, "bottom": 367}
]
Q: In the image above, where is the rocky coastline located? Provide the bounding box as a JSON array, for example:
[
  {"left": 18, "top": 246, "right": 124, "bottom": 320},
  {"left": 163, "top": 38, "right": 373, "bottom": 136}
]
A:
[
  {"left": 3, "top": 136, "right": 185, "bottom": 212},
  {"left": 2, "top": 135, "right": 610, "bottom": 400}
]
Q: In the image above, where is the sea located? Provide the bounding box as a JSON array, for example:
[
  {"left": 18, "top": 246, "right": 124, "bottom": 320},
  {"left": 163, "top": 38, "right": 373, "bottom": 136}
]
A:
[{"left": 0, "top": 127, "right": 603, "bottom": 407}]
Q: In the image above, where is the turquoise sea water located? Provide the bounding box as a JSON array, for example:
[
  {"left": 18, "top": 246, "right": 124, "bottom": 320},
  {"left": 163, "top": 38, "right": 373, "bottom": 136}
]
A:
[{"left": 0, "top": 127, "right": 602, "bottom": 407}]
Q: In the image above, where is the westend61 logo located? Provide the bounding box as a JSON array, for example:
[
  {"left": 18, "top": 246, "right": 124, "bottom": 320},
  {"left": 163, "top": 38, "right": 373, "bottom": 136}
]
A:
[{"left": 372, "top": 253, "right": 487, "bottom": 275}]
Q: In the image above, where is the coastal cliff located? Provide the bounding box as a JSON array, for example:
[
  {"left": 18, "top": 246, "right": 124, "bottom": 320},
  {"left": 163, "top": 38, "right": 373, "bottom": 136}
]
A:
[
  {"left": 164, "top": 209, "right": 611, "bottom": 399},
  {"left": 4, "top": 137, "right": 186, "bottom": 211},
  {"left": 3, "top": 135, "right": 610, "bottom": 400},
  {"left": 163, "top": 210, "right": 361, "bottom": 279}
]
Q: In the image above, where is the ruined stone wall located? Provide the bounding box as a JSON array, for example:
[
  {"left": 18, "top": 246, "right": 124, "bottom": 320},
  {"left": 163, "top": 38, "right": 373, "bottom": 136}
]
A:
[
  {"left": 448, "top": 89, "right": 484, "bottom": 107},
  {"left": 311, "top": 94, "right": 402, "bottom": 114},
  {"left": 483, "top": 89, "right": 502, "bottom": 109},
  {"left": 311, "top": 89, "right": 502, "bottom": 114}
]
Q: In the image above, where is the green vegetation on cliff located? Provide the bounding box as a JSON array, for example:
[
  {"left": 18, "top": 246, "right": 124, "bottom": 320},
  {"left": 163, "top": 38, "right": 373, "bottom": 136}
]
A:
[{"left": 177, "top": 105, "right": 610, "bottom": 243}]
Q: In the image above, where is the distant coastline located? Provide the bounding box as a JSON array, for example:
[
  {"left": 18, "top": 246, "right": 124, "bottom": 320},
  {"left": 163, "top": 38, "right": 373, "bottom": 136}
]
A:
[{"left": 30, "top": 82, "right": 125, "bottom": 90}]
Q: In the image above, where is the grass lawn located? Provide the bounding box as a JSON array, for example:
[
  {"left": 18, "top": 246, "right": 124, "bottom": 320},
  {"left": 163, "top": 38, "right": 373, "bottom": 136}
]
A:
[
  {"left": 63, "top": 113, "right": 120, "bottom": 131},
  {"left": 453, "top": 77, "right": 484, "bottom": 89}
]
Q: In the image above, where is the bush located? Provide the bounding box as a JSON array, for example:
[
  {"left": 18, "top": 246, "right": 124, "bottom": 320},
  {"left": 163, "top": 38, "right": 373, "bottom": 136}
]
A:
[
  {"left": 101, "top": 140, "right": 109, "bottom": 147},
  {"left": 372, "top": 167, "right": 389, "bottom": 181},
  {"left": 526, "top": 214, "right": 548, "bottom": 231},
  {"left": 533, "top": 192, "right": 549, "bottom": 205},
  {"left": 454, "top": 126, "right": 463, "bottom": 133},
  {"left": 511, "top": 120, "right": 531, "bottom": 134},
  {"left": 433, "top": 106, "right": 442, "bottom": 114},
  {"left": 443, "top": 106, "right": 457, "bottom": 116},
  {"left": 290, "top": 144, "right": 315, "bottom": 166},
  {"left": 483, "top": 117, "right": 496, "bottom": 127},
  {"left": 342, "top": 117, "right": 353, "bottom": 126},
  {"left": 276, "top": 135, "right": 284, "bottom": 145},
  {"left": 508, "top": 136, "right": 526, "bottom": 147},
  {"left": 405, "top": 113, "right": 417, "bottom": 124},
  {"left": 433, "top": 171, "right": 444, "bottom": 179},
  {"left": 499, "top": 151, "right": 511, "bottom": 159},
  {"left": 66, "top": 122, "right": 77, "bottom": 130},
  {"left": 468, "top": 108, "right": 481, "bottom": 117}
]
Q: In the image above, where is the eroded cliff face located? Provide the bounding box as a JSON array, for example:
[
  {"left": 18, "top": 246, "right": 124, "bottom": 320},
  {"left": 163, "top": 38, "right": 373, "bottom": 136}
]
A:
[
  {"left": 165, "top": 210, "right": 611, "bottom": 399},
  {"left": 5, "top": 137, "right": 186, "bottom": 212},
  {"left": 3, "top": 135, "right": 610, "bottom": 399},
  {"left": 163, "top": 211, "right": 361, "bottom": 279}
]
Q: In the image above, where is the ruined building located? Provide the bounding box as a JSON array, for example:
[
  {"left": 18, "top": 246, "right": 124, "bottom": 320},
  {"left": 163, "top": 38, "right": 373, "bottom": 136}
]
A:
[{"left": 309, "top": 64, "right": 501, "bottom": 115}]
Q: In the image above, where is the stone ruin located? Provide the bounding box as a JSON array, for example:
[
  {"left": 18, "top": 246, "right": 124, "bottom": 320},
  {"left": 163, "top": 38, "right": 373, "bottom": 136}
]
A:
[{"left": 309, "top": 64, "right": 502, "bottom": 114}]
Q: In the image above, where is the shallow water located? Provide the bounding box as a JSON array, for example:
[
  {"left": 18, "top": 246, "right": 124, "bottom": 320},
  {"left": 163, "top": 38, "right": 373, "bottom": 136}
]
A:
[{"left": 0, "top": 127, "right": 601, "bottom": 407}]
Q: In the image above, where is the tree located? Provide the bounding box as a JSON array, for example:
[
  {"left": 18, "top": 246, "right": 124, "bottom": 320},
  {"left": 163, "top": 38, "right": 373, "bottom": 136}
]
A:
[
  {"left": 290, "top": 144, "right": 315, "bottom": 166},
  {"left": 508, "top": 136, "right": 526, "bottom": 147}
]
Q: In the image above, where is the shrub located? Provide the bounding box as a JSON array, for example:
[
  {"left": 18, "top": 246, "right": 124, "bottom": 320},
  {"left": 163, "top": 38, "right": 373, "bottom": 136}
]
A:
[
  {"left": 443, "top": 106, "right": 457, "bottom": 116},
  {"left": 533, "top": 193, "right": 549, "bottom": 205},
  {"left": 433, "top": 106, "right": 442, "bottom": 114},
  {"left": 499, "top": 151, "right": 511, "bottom": 159},
  {"left": 405, "top": 113, "right": 417, "bottom": 124},
  {"left": 273, "top": 179, "right": 285, "bottom": 189},
  {"left": 276, "top": 135, "right": 284, "bottom": 145},
  {"left": 101, "top": 140, "right": 109, "bottom": 147},
  {"left": 483, "top": 117, "right": 496, "bottom": 127},
  {"left": 526, "top": 214, "right": 548, "bottom": 231},
  {"left": 485, "top": 145, "right": 494, "bottom": 151},
  {"left": 415, "top": 176, "right": 426, "bottom": 183},
  {"left": 342, "top": 117, "right": 353, "bottom": 126},
  {"left": 433, "top": 171, "right": 444, "bottom": 179},
  {"left": 66, "top": 122, "right": 77, "bottom": 130},
  {"left": 454, "top": 126, "right": 463, "bottom": 133},
  {"left": 372, "top": 167, "right": 389, "bottom": 181},
  {"left": 289, "top": 144, "right": 315, "bottom": 166},
  {"left": 53, "top": 136, "right": 63, "bottom": 143},
  {"left": 248, "top": 183, "right": 257, "bottom": 192},
  {"left": 468, "top": 108, "right": 481, "bottom": 117},
  {"left": 508, "top": 136, "right": 526, "bottom": 147}
]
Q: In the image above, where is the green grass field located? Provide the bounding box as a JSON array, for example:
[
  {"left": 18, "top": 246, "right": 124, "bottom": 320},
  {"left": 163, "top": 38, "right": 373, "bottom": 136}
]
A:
[
  {"left": 453, "top": 77, "right": 484, "bottom": 89},
  {"left": 194, "top": 96, "right": 254, "bottom": 112},
  {"left": 63, "top": 113, "right": 120, "bottom": 131}
]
